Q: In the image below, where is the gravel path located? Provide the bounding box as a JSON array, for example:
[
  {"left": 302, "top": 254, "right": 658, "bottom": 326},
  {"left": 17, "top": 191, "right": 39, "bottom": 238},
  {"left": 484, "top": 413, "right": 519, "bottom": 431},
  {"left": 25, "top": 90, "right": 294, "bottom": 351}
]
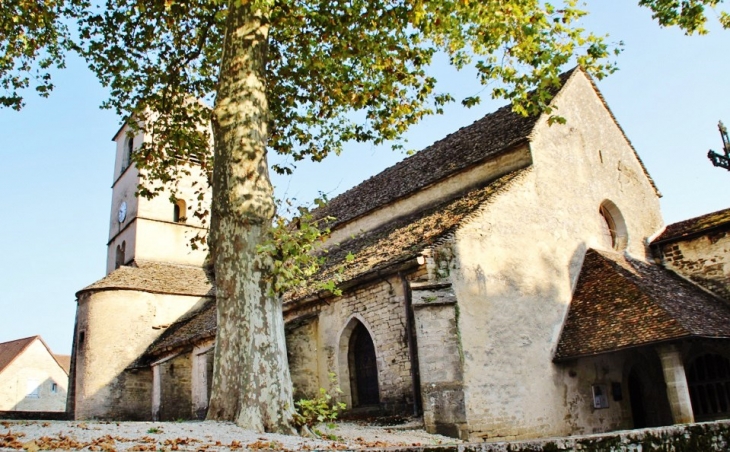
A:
[{"left": 0, "top": 419, "right": 462, "bottom": 451}]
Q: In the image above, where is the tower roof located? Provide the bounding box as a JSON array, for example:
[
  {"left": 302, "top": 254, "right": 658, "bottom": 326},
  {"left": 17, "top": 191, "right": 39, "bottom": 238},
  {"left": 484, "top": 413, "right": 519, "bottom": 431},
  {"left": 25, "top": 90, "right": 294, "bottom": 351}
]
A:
[{"left": 78, "top": 260, "right": 214, "bottom": 298}]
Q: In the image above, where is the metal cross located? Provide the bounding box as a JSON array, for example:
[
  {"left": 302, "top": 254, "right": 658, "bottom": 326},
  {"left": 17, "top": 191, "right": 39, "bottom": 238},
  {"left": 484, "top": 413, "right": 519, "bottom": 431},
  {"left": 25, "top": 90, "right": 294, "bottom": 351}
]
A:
[{"left": 708, "top": 121, "right": 730, "bottom": 171}]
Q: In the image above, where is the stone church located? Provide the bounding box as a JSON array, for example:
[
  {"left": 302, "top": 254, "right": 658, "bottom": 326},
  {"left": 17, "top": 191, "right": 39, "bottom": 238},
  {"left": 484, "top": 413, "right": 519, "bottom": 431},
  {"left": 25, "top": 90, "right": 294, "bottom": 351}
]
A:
[{"left": 68, "top": 67, "right": 730, "bottom": 441}]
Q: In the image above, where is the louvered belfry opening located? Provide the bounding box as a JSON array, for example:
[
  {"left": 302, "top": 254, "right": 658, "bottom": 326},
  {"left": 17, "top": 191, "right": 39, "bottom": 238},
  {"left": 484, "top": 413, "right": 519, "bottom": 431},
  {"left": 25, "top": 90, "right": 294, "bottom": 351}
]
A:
[{"left": 348, "top": 322, "right": 380, "bottom": 407}]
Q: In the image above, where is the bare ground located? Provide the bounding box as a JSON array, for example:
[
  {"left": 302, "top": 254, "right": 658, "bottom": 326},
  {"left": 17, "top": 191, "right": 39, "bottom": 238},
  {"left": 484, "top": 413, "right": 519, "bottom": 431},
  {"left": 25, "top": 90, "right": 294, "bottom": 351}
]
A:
[{"left": 0, "top": 418, "right": 462, "bottom": 451}]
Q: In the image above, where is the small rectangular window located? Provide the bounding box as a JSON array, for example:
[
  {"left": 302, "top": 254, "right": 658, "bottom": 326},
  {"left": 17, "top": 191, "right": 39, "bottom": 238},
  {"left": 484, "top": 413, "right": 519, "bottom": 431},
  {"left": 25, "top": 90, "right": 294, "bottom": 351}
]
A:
[{"left": 51, "top": 383, "right": 58, "bottom": 393}]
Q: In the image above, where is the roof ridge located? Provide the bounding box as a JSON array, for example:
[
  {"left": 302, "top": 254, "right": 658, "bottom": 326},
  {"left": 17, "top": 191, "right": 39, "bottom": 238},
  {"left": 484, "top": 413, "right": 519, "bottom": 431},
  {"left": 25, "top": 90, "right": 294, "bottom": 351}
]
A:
[
  {"left": 653, "top": 207, "right": 730, "bottom": 244},
  {"left": 311, "top": 74, "right": 555, "bottom": 228},
  {"left": 0, "top": 336, "right": 40, "bottom": 374},
  {"left": 0, "top": 335, "right": 39, "bottom": 347},
  {"left": 589, "top": 249, "right": 730, "bottom": 337},
  {"left": 591, "top": 250, "right": 693, "bottom": 335},
  {"left": 133, "top": 259, "right": 207, "bottom": 269}
]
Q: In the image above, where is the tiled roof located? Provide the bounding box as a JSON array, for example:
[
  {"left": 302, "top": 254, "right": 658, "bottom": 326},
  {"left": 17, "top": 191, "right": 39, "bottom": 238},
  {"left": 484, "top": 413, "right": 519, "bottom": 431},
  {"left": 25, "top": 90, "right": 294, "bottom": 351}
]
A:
[
  {"left": 133, "top": 170, "right": 527, "bottom": 361},
  {"left": 0, "top": 336, "right": 68, "bottom": 375},
  {"left": 54, "top": 355, "right": 71, "bottom": 373},
  {"left": 0, "top": 336, "right": 36, "bottom": 374},
  {"left": 313, "top": 82, "right": 550, "bottom": 229},
  {"left": 314, "top": 66, "right": 658, "bottom": 229},
  {"left": 77, "top": 260, "right": 214, "bottom": 298},
  {"left": 286, "top": 169, "right": 528, "bottom": 302},
  {"left": 140, "top": 299, "right": 217, "bottom": 361},
  {"left": 652, "top": 207, "right": 730, "bottom": 244},
  {"left": 555, "top": 249, "right": 730, "bottom": 361}
]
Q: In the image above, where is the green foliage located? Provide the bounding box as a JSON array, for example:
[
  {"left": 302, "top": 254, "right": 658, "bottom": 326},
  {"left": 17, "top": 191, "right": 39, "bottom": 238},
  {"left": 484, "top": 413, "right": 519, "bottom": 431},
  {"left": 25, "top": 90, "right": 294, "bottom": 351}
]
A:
[
  {"left": 0, "top": 0, "right": 85, "bottom": 110},
  {"left": 257, "top": 197, "right": 346, "bottom": 296},
  {"left": 639, "top": 0, "right": 730, "bottom": 34},
  {"left": 292, "top": 375, "right": 347, "bottom": 431},
  {"left": 70, "top": 0, "right": 623, "bottom": 193}
]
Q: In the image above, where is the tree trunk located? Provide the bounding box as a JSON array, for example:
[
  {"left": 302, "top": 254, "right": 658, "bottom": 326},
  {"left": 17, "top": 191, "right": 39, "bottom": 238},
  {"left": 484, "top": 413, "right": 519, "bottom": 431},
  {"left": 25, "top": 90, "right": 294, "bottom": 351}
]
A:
[{"left": 206, "top": 1, "right": 295, "bottom": 434}]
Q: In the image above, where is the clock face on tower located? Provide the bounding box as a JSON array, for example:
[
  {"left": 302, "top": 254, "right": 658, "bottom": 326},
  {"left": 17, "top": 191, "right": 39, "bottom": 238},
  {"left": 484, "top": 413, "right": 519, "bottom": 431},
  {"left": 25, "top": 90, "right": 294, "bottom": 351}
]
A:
[{"left": 118, "top": 201, "right": 127, "bottom": 223}]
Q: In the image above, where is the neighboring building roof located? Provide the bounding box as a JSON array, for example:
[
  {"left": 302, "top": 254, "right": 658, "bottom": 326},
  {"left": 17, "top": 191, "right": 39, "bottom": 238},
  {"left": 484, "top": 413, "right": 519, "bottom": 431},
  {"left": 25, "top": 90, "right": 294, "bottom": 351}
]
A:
[
  {"left": 287, "top": 169, "right": 528, "bottom": 302},
  {"left": 54, "top": 355, "right": 71, "bottom": 373},
  {"left": 0, "top": 336, "right": 36, "bottom": 374},
  {"left": 77, "top": 260, "right": 214, "bottom": 298},
  {"left": 652, "top": 207, "right": 730, "bottom": 244},
  {"left": 0, "top": 336, "right": 69, "bottom": 376},
  {"left": 555, "top": 249, "right": 730, "bottom": 362}
]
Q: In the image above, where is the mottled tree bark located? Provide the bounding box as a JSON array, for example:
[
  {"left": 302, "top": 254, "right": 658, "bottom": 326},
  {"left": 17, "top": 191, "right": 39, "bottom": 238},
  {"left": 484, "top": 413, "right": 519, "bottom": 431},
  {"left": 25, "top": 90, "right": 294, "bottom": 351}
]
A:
[{"left": 206, "top": 1, "right": 295, "bottom": 434}]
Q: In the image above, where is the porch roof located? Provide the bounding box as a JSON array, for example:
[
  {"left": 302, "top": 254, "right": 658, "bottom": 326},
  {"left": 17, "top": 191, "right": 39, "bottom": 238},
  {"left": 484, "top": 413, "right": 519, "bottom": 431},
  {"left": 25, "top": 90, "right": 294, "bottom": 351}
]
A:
[{"left": 554, "top": 249, "right": 730, "bottom": 362}]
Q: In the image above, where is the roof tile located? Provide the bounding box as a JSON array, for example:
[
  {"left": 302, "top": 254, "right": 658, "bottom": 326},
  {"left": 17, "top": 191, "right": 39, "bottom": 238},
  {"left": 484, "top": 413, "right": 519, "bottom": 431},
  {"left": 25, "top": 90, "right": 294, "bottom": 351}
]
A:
[
  {"left": 287, "top": 169, "right": 527, "bottom": 302},
  {"left": 0, "top": 336, "right": 36, "bottom": 374},
  {"left": 314, "top": 97, "right": 542, "bottom": 228},
  {"left": 140, "top": 300, "right": 216, "bottom": 361},
  {"left": 555, "top": 249, "right": 730, "bottom": 361},
  {"left": 653, "top": 207, "right": 730, "bottom": 244},
  {"left": 77, "top": 260, "right": 214, "bottom": 297}
]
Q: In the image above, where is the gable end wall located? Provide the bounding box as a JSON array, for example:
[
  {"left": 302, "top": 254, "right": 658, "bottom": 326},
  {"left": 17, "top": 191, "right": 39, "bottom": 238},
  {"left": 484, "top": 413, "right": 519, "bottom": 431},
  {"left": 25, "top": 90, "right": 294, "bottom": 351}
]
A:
[{"left": 448, "top": 70, "right": 663, "bottom": 441}]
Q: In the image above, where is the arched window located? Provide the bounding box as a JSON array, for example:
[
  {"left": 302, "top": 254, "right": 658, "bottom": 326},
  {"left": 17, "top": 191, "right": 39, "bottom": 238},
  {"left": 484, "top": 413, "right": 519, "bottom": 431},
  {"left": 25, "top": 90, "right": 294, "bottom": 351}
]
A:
[
  {"left": 122, "top": 137, "right": 134, "bottom": 173},
  {"left": 115, "top": 241, "right": 126, "bottom": 269},
  {"left": 599, "top": 200, "right": 628, "bottom": 251},
  {"left": 687, "top": 353, "right": 730, "bottom": 420},
  {"left": 173, "top": 199, "right": 186, "bottom": 223}
]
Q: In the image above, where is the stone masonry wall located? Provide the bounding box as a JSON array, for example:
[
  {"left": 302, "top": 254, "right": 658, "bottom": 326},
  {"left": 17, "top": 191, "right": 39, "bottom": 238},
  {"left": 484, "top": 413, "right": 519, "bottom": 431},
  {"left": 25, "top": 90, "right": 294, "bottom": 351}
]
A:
[
  {"left": 288, "top": 274, "right": 417, "bottom": 414},
  {"left": 412, "top": 281, "right": 466, "bottom": 439},
  {"left": 73, "top": 290, "right": 204, "bottom": 420},
  {"left": 339, "top": 279, "right": 412, "bottom": 412},
  {"left": 657, "top": 229, "right": 730, "bottom": 301},
  {"left": 286, "top": 317, "right": 320, "bottom": 401},
  {"left": 108, "top": 368, "right": 152, "bottom": 421},
  {"left": 159, "top": 353, "right": 192, "bottom": 421},
  {"left": 449, "top": 70, "right": 664, "bottom": 441},
  {"left": 428, "top": 421, "right": 730, "bottom": 452}
]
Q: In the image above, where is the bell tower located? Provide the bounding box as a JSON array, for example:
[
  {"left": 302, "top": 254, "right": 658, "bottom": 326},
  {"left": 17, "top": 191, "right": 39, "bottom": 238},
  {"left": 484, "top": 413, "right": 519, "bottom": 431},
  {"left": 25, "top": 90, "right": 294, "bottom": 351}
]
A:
[{"left": 106, "top": 124, "right": 210, "bottom": 274}]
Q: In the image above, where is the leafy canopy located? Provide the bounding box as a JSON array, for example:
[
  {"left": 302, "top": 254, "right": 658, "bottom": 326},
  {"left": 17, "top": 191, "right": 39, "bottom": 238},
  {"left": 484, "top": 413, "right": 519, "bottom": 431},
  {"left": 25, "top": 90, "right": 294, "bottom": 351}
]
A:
[
  {"left": 46, "top": 0, "right": 623, "bottom": 178},
  {"left": 639, "top": 0, "right": 730, "bottom": 32},
  {"left": 1, "top": 0, "right": 81, "bottom": 110},
  {"left": 3, "top": 0, "right": 725, "bottom": 292},
  {"left": 4, "top": 1, "right": 728, "bottom": 135}
]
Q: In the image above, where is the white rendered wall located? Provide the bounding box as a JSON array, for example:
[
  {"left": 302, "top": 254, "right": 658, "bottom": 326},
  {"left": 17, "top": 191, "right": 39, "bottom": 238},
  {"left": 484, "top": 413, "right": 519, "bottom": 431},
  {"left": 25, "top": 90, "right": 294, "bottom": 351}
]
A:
[
  {"left": 448, "top": 71, "right": 663, "bottom": 440},
  {"left": 73, "top": 290, "right": 206, "bottom": 419},
  {"left": 106, "top": 125, "right": 210, "bottom": 274}
]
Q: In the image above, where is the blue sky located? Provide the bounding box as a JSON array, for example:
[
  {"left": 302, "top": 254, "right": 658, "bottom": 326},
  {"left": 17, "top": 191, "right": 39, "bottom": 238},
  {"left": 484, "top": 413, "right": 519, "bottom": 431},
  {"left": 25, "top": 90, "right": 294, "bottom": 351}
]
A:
[{"left": 1, "top": 1, "right": 728, "bottom": 355}]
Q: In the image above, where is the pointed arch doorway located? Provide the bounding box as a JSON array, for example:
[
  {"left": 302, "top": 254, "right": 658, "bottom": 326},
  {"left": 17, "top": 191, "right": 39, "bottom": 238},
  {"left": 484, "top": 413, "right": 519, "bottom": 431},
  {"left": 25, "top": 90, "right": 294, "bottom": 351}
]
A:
[{"left": 340, "top": 319, "right": 380, "bottom": 408}]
